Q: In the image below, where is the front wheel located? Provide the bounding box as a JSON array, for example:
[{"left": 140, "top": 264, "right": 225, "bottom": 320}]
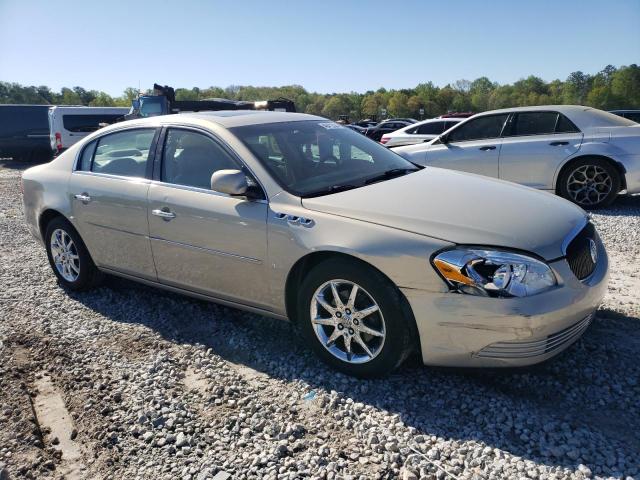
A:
[
  {"left": 297, "top": 259, "right": 413, "bottom": 378},
  {"left": 558, "top": 158, "right": 620, "bottom": 209}
]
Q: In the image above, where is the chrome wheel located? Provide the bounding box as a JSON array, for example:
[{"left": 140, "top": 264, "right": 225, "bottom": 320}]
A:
[
  {"left": 566, "top": 164, "right": 612, "bottom": 206},
  {"left": 310, "top": 279, "right": 386, "bottom": 364},
  {"left": 50, "top": 229, "right": 80, "bottom": 282}
]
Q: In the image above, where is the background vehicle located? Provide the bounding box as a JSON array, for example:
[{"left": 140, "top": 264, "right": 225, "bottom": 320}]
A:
[
  {"left": 0, "top": 105, "right": 51, "bottom": 161},
  {"left": 345, "top": 124, "right": 367, "bottom": 134},
  {"left": 381, "top": 117, "right": 463, "bottom": 147},
  {"left": 393, "top": 105, "right": 640, "bottom": 209},
  {"left": 22, "top": 111, "right": 607, "bottom": 378},
  {"left": 125, "top": 83, "right": 296, "bottom": 120},
  {"left": 49, "top": 106, "right": 129, "bottom": 155},
  {"left": 365, "top": 119, "right": 414, "bottom": 142},
  {"left": 353, "top": 119, "right": 378, "bottom": 128},
  {"left": 610, "top": 110, "right": 640, "bottom": 123},
  {"left": 439, "top": 112, "right": 475, "bottom": 119}
]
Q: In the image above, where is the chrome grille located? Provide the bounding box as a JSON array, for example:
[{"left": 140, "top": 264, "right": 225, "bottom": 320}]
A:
[
  {"left": 476, "top": 313, "right": 593, "bottom": 359},
  {"left": 565, "top": 222, "right": 597, "bottom": 280}
]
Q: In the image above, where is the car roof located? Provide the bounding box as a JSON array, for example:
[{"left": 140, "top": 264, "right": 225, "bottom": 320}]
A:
[
  {"left": 187, "top": 110, "right": 322, "bottom": 127},
  {"left": 474, "top": 105, "right": 593, "bottom": 116}
]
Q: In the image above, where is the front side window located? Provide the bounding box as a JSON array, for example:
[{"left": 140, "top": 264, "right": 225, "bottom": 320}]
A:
[
  {"left": 231, "top": 120, "right": 419, "bottom": 197},
  {"left": 162, "top": 129, "right": 239, "bottom": 190},
  {"left": 90, "top": 129, "right": 156, "bottom": 177},
  {"left": 447, "top": 114, "right": 509, "bottom": 142}
]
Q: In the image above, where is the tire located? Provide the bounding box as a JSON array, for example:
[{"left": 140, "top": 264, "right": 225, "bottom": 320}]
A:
[
  {"left": 44, "top": 217, "right": 103, "bottom": 291},
  {"left": 297, "top": 258, "right": 413, "bottom": 378},
  {"left": 558, "top": 157, "right": 620, "bottom": 209}
]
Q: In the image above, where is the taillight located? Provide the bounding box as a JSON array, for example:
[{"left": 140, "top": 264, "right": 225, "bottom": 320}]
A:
[
  {"left": 380, "top": 136, "right": 389, "bottom": 144},
  {"left": 55, "top": 132, "right": 63, "bottom": 152}
]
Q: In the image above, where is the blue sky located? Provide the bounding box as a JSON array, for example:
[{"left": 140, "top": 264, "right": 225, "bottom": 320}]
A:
[{"left": 1, "top": 0, "right": 638, "bottom": 96}]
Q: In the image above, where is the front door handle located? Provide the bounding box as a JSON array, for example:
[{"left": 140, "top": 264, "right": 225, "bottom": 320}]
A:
[
  {"left": 74, "top": 193, "right": 91, "bottom": 203},
  {"left": 549, "top": 141, "right": 569, "bottom": 146},
  {"left": 152, "top": 208, "right": 176, "bottom": 220},
  {"left": 479, "top": 145, "right": 496, "bottom": 151}
]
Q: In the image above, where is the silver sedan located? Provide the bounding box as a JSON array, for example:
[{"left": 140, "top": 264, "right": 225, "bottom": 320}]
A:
[
  {"left": 393, "top": 105, "right": 640, "bottom": 209},
  {"left": 22, "top": 111, "right": 608, "bottom": 377}
]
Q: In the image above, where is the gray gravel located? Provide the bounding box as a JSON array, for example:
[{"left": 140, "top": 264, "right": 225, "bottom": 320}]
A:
[{"left": 1, "top": 161, "right": 639, "bottom": 480}]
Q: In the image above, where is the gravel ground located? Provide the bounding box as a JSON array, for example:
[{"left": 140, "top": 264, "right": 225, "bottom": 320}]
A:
[{"left": 0, "top": 160, "right": 639, "bottom": 480}]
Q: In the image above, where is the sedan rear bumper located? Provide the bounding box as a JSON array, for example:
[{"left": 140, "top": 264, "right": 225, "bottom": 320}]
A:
[{"left": 401, "top": 244, "right": 608, "bottom": 367}]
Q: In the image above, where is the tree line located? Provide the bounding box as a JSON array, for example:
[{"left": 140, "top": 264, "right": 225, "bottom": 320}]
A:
[{"left": 1, "top": 64, "right": 638, "bottom": 121}]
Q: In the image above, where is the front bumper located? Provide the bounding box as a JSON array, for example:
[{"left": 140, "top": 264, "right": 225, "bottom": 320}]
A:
[{"left": 402, "top": 243, "right": 608, "bottom": 367}]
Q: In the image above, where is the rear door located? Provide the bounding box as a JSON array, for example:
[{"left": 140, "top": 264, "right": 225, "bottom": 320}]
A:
[
  {"left": 498, "top": 111, "right": 583, "bottom": 189},
  {"left": 423, "top": 114, "right": 509, "bottom": 178},
  {"left": 68, "top": 127, "right": 159, "bottom": 279},
  {"left": 147, "top": 127, "right": 270, "bottom": 307}
]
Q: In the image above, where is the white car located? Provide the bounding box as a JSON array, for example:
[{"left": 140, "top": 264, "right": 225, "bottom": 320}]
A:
[
  {"left": 393, "top": 106, "right": 640, "bottom": 208},
  {"left": 49, "top": 106, "right": 129, "bottom": 155},
  {"left": 381, "top": 117, "right": 462, "bottom": 147}
]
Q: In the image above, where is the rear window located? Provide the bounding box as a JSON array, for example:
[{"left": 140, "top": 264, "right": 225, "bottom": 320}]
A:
[
  {"left": 582, "top": 109, "right": 638, "bottom": 128},
  {"left": 63, "top": 114, "right": 123, "bottom": 133}
]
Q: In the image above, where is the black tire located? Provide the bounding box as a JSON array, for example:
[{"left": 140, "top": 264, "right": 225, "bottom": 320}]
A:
[
  {"left": 44, "top": 217, "right": 103, "bottom": 291},
  {"left": 558, "top": 157, "right": 620, "bottom": 209},
  {"left": 297, "top": 258, "right": 413, "bottom": 378}
]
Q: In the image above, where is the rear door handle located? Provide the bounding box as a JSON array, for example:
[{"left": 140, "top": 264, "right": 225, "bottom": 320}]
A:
[
  {"left": 549, "top": 141, "right": 569, "bottom": 146},
  {"left": 74, "top": 193, "right": 91, "bottom": 203},
  {"left": 479, "top": 146, "right": 496, "bottom": 151},
  {"left": 152, "top": 208, "right": 176, "bottom": 220}
]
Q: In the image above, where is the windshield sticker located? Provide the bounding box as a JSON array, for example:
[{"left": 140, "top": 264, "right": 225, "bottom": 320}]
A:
[{"left": 318, "top": 122, "right": 343, "bottom": 129}]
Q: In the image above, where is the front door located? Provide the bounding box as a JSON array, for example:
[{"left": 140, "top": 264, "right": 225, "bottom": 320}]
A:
[
  {"left": 147, "top": 127, "right": 270, "bottom": 307},
  {"left": 498, "top": 111, "right": 583, "bottom": 189},
  {"left": 68, "top": 127, "right": 158, "bottom": 279},
  {"left": 423, "top": 113, "right": 509, "bottom": 178}
]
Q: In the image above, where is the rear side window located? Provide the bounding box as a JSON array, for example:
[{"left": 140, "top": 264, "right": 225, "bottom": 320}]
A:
[
  {"left": 162, "top": 129, "right": 239, "bottom": 190},
  {"left": 416, "top": 122, "right": 446, "bottom": 135},
  {"left": 447, "top": 114, "right": 509, "bottom": 142},
  {"left": 555, "top": 114, "right": 581, "bottom": 133},
  {"left": 511, "top": 112, "right": 558, "bottom": 136},
  {"left": 63, "top": 114, "right": 123, "bottom": 133},
  {"left": 90, "top": 129, "right": 156, "bottom": 177}
]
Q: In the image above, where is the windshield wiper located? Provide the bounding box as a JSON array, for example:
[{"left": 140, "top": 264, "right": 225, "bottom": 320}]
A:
[
  {"left": 363, "top": 168, "right": 417, "bottom": 185},
  {"left": 302, "top": 184, "right": 361, "bottom": 198}
]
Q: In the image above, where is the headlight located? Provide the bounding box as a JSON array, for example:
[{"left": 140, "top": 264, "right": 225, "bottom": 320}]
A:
[{"left": 432, "top": 248, "right": 556, "bottom": 298}]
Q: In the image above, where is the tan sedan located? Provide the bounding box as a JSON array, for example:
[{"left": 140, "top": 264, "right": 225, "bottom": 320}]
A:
[{"left": 22, "top": 112, "right": 608, "bottom": 377}]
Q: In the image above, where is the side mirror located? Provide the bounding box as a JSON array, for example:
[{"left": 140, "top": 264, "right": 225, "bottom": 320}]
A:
[
  {"left": 438, "top": 133, "right": 450, "bottom": 144},
  {"left": 211, "top": 169, "right": 248, "bottom": 196}
]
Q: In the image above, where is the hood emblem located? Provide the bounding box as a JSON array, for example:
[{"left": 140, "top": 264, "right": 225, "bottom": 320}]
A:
[{"left": 589, "top": 239, "right": 598, "bottom": 264}]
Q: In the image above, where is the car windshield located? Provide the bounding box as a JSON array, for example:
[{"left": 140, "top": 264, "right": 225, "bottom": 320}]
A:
[{"left": 230, "top": 120, "right": 420, "bottom": 197}]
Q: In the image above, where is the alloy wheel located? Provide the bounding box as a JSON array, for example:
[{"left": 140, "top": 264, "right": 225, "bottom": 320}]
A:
[
  {"left": 50, "top": 229, "right": 80, "bottom": 282},
  {"left": 566, "top": 164, "right": 612, "bottom": 206},
  {"left": 310, "top": 279, "right": 386, "bottom": 364}
]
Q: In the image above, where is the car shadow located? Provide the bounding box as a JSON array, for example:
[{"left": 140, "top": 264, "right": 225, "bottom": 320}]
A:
[
  {"left": 593, "top": 193, "right": 640, "bottom": 216},
  {"left": 67, "top": 276, "right": 640, "bottom": 476}
]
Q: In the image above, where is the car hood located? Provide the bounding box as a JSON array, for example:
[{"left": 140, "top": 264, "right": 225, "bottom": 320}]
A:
[{"left": 301, "top": 168, "right": 586, "bottom": 260}]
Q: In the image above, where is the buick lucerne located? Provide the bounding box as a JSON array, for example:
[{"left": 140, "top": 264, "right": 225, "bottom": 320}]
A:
[{"left": 22, "top": 111, "right": 608, "bottom": 377}]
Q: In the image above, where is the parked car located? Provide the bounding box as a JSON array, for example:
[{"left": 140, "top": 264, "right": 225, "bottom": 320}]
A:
[
  {"left": 354, "top": 120, "right": 378, "bottom": 128},
  {"left": 365, "top": 120, "right": 413, "bottom": 142},
  {"left": 381, "top": 117, "right": 463, "bottom": 147},
  {"left": 609, "top": 110, "right": 640, "bottom": 123},
  {"left": 385, "top": 117, "right": 418, "bottom": 124},
  {"left": 22, "top": 111, "right": 608, "bottom": 377},
  {"left": 0, "top": 105, "right": 51, "bottom": 161},
  {"left": 49, "top": 106, "right": 129, "bottom": 155},
  {"left": 393, "top": 105, "right": 640, "bottom": 209}
]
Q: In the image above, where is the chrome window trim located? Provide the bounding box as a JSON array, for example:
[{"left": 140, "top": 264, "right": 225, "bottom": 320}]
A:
[
  {"left": 71, "top": 170, "right": 152, "bottom": 184},
  {"left": 148, "top": 179, "right": 268, "bottom": 204},
  {"left": 72, "top": 126, "right": 160, "bottom": 172},
  {"left": 156, "top": 124, "right": 270, "bottom": 202}
]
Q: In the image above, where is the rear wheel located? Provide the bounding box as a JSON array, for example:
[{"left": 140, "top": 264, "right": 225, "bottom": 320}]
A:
[
  {"left": 558, "top": 157, "right": 620, "bottom": 209},
  {"left": 297, "top": 258, "right": 413, "bottom": 378},
  {"left": 44, "top": 217, "right": 103, "bottom": 290}
]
